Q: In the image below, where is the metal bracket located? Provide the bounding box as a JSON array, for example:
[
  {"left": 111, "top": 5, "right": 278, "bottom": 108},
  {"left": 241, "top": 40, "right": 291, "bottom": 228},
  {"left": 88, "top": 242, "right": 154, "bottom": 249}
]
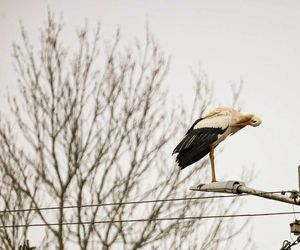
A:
[
  {"left": 190, "top": 180, "right": 245, "bottom": 194},
  {"left": 290, "top": 190, "right": 300, "bottom": 201}
]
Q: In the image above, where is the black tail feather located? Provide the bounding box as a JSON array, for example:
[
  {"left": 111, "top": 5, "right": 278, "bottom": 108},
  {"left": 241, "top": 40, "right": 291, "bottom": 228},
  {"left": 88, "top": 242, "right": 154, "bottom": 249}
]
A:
[{"left": 176, "top": 146, "right": 210, "bottom": 169}]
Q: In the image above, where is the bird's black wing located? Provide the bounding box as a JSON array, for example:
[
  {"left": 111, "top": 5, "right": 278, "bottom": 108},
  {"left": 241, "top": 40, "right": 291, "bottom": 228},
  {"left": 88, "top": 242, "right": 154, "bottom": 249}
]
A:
[
  {"left": 173, "top": 127, "right": 226, "bottom": 169},
  {"left": 186, "top": 117, "right": 203, "bottom": 133}
]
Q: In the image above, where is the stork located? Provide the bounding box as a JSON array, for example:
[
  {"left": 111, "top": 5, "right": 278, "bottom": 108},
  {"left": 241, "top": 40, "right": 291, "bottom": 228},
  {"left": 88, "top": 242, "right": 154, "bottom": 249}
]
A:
[{"left": 173, "top": 107, "right": 261, "bottom": 182}]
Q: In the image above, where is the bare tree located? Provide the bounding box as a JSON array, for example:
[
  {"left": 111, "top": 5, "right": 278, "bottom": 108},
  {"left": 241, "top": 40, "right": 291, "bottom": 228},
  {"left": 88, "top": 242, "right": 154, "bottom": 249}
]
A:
[{"left": 0, "top": 11, "right": 252, "bottom": 250}]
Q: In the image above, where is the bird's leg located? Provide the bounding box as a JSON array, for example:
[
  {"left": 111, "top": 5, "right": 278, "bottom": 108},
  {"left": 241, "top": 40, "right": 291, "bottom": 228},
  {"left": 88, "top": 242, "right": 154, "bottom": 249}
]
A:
[{"left": 209, "top": 146, "right": 217, "bottom": 182}]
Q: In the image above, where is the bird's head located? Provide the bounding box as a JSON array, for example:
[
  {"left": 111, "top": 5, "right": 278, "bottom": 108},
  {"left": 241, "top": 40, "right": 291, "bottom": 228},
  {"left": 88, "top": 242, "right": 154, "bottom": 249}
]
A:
[
  {"left": 248, "top": 115, "right": 262, "bottom": 127},
  {"left": 234, "top": 114, "right": 262, "bottom": 127}
]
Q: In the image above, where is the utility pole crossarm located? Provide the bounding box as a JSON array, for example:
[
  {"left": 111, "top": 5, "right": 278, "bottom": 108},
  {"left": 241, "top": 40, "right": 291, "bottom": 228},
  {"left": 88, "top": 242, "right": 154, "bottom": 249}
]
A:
[
  {"left": 190, "top": 181, "right": 300, "bottom": 206},
  {"left": 237, "top": 185, "right": 300, "bottom": 206}
]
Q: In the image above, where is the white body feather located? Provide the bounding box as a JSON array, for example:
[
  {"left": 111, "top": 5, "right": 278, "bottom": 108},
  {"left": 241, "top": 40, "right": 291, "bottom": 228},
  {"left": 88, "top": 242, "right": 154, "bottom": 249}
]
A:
[{"left": 193, "top": 108, "right": 246, "bottom": 147}]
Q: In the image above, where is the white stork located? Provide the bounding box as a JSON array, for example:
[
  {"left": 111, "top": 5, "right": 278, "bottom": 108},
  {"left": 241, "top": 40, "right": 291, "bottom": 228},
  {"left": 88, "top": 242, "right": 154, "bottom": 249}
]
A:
[{"left": 173, "top": 107, "right": 261, "bottom": 182}]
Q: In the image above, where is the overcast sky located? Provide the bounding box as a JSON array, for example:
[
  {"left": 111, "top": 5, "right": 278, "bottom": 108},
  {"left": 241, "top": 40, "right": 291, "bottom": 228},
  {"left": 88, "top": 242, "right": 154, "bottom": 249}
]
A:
[{"left": 1, "top": 0, "right": 300, "bottom": 249}]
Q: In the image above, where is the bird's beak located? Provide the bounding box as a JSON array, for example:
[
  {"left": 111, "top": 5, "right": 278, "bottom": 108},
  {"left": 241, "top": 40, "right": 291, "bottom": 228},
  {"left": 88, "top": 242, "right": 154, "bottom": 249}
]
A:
[{"left": 234, "top": 120, "right": 251, "bottom": 127}]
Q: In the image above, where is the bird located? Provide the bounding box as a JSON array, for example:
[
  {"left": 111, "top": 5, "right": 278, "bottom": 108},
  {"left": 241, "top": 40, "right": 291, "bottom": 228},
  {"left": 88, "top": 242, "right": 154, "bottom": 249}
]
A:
[{"left": 172, "top": 107, "right": 261, "bottom": 182}]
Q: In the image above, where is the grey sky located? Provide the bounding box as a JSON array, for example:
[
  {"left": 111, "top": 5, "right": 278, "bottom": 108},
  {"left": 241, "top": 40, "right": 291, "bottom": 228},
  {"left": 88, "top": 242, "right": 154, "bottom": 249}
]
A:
[{"left": 1, "top": 0, "right": 300, "bottom": 249}]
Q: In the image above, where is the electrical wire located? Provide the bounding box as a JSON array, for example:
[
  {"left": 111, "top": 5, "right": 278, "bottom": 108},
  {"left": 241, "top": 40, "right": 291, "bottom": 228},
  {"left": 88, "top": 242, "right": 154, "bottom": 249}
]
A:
[
  {"left": 0, "top": 191, "right": 286, "bottom": 215},
  {"left": 1, "top": 210, "right": 300, "bottom": 229}
]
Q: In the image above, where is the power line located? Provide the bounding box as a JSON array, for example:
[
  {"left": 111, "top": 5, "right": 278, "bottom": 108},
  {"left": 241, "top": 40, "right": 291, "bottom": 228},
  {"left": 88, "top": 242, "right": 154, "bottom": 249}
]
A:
[
  {"left": 1, "top": 210, "right": 300, "bottom": 229},
  {"left": 0, "top": 191, "right": 286, "bottom": 215}
]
